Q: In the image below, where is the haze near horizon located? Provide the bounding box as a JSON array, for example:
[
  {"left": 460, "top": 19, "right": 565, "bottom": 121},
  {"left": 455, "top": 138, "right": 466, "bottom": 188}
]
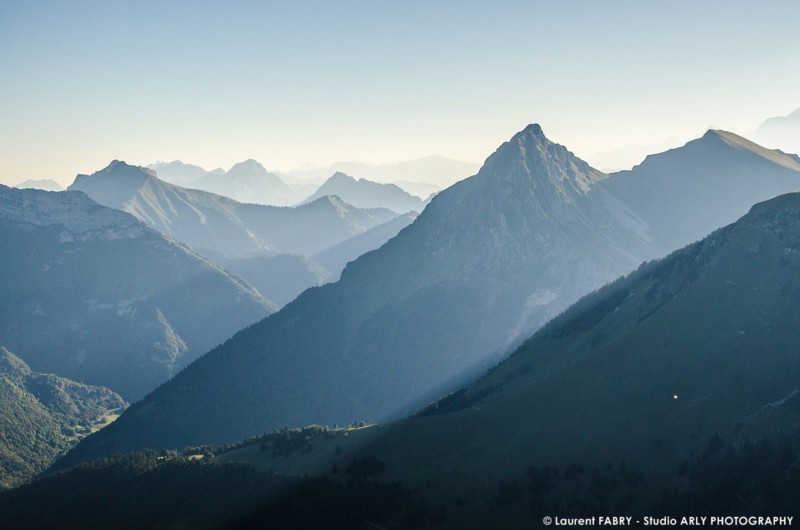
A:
[{"left": 1, "top": 0, "right": 798, "bottom": 186}]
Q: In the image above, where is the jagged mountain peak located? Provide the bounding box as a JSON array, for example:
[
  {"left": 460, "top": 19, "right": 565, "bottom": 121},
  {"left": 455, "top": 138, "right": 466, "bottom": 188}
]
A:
[{"left": 477, "top": 123, "right": 605, "bottom": 196}]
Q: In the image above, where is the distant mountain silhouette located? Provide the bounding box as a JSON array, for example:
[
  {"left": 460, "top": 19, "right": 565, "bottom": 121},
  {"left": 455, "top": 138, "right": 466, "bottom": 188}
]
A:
[
  {"left": 69, "top": 161, "right": 396, "bottom": 259},
  {"left": 220, "top": 253, "right": 332, "bottom": 308},
  {"left": 146, "top": 160, "right": 219, "bottom": 186},
  {"left": 302, "top": 172, "right": 424, "bottom": 213},
  {"left": 190, "top": 159, "right": 301, "bottom": 206},
  {"left": 12, "top": 179, "right": 64, "bottom": 192},
  {"left": 284, "top": 155, "right": 480, "bottom": 188},
  {"left": 752, "top": 107, "right": 800, "bottom": 156},
  {"left": 314, "top": 212, "right": 418, "bottom": 280}
]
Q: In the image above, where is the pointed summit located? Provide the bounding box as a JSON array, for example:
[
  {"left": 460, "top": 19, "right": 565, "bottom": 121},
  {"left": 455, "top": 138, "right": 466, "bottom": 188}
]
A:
[
  {"left": 477, "top": 123, "right": 605, "bottom": 198},
  {"left": 520, "top": 122, "right": 545, "bottom": 137}
]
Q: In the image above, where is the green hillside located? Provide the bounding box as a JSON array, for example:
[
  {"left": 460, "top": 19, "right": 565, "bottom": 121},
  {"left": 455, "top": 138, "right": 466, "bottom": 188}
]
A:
[{"left": 0, "top": 348, "right": 126, "bottom": 489}]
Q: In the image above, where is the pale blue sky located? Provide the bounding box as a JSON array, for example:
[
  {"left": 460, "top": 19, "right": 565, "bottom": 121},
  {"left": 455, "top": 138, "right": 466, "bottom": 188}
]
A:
[{"left": 1, "top": 0, "right": 799, "bottom": 185}]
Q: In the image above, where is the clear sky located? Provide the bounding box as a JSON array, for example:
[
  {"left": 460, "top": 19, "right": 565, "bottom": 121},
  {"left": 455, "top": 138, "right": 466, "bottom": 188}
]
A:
[{"left": 1, "top": 0, "right": 799, "bottom": 185}]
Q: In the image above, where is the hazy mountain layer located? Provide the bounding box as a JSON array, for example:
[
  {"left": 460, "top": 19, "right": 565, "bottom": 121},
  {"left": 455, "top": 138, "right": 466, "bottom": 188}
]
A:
[
  {"left": 224, "top": 213, "right": 418, "bottom": 306},
  {"left": 284, "top": 155, "right": 480, "bottom": 188},
  {"left": 600, "top": 129, "right": 800, "bottom": 252},
  {"left": 69, "top": 161, "right": 396, "bottom": 259},
  {"left": 13, "top": 179, "right": 64, "bottom": 192},
  {"left": 146, "top": 160, "right": 219, "bottom": 186},
  {"left": 302, "top": 172, "right": 424, "bottom": 213},
  {"left": 190, "top": 159, "right": 301, "bottom": 206},
  {"left": 752, "top": 107, "right": 800, "bottom": 156},
  {"left": 221, "top": 254, "right": 332, "bottom": 308},
  {"left": 392, "top": 180, "right": 442, "bottom": 199},
  {"left": 313, "top": 212, "right": 417, "bottom": 280},
  {"left": 0, "top": 185, "right": 274, "bottom": 400},
  {"left": 59, "top": 125, "right": 658, "bottom": 461},
  {"left": 59, "top": 125, "right": 800, "bottom": 468},
  {"left": 0, "top": 347, "right": 126, "bottom": 490}
]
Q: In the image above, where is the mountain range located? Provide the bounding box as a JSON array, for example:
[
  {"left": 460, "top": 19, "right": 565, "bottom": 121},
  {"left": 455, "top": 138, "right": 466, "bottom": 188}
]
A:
[
  {"left": 146, "top": 161, "right": 222, "bottom": 186},
  {"left": 216, "top": 212, "right": 419, "bottom": 307},
  {"left": 313, "top": 212, "right": 418, "bottom": 280},
  {"left": 68, "top": 161, "right": 397, "bottom": 260},
  {"left": 11, "top": 185, "right": 800, "bottom": 529},
  {"left": 752, "top": 107, "right": 800, "bottom": 155},
  {"left": 302, "top": 172, "right": 425, "bottom": 213},
  {"left": 219, "top": 254, "right": 333, "bottom": 308},
  {"left": 61, "top": 124, "right": 800, "bottom": 467},
  {"left": 599, "top": 129, "right": 800, "bottom": 252},
  {"left": 0, "top": 184, "right": 274, "bottom": 400},
  {"left": 282, "top": 155, "right": 480, "bottom": 189},
  {"left": 225, "top": 190, "right": 800, "bottom": 524},
  {"left": 189, "top": 159, "right": 301, "bottom": 207}
]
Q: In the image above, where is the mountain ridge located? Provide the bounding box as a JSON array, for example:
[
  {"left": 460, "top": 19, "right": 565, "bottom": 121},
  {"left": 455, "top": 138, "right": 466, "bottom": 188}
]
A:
[
  {"left": 0, "top": 184, "right": 274, "bottom": 400},
  {"left": 190, "top": 159, "right": 299, "bottom": 206},
  {"left": 69, "top": 161, "right": 396, "bottom": 259},
  {"left": 58, "top": 124, "right": 661, "bottom": 463},
  {"left": 302, "top": 172, "right": 424, "bottom": 213},
  {"left": 57, "top": 125, "right": 800, "bottom": 469}
]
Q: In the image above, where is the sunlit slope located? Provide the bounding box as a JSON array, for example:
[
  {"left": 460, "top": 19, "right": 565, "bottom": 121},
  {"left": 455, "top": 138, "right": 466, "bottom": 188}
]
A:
[{"left": 320, "top": 192, "right": 800, "bottom": 514}]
